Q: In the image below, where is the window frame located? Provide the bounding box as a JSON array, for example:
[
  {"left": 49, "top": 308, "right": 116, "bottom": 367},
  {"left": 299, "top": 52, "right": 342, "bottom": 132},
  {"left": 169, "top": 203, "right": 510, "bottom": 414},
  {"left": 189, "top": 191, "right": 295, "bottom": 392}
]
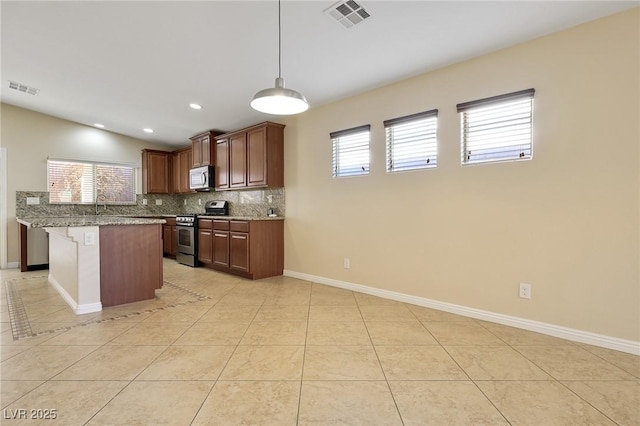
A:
[
  {"left": 330, "top": 124, "right": 371, "bottom": 178},
  {"left": 47, "top": 158, "right": 137, "bottom": 205},
  {"left": 384, "top": 109, "right": 438, "bottom": 173},
  {"left": 457, "top": 88, "right": 535, "bottom": 166}
]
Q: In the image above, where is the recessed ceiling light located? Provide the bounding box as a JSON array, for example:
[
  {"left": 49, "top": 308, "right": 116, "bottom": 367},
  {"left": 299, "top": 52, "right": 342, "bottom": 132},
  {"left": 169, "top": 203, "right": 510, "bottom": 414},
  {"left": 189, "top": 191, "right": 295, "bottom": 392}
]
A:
[
  {"left": 143, "top": 128, "right": 154, "bottom": 133},
  {"left": 94, "top": 123, "right": 105, "bottom": 128},
  {"left": 189, "top": 103, "right": 203, "bottom": 110}
]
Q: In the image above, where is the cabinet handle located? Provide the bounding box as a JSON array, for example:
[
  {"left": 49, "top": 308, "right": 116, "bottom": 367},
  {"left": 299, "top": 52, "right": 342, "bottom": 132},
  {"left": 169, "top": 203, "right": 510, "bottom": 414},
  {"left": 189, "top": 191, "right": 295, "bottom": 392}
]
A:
[
  {"left": 214, "top": 233, "right": 227, "bottom": 237},
  {"left": 231, "top": 235, "right": 246, "bottom": 240}
]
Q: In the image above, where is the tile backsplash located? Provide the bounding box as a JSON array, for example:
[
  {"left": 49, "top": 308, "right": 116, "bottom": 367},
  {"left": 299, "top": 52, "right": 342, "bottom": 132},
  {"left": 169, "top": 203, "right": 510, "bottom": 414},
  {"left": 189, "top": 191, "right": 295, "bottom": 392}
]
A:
[{"left": 16, "top": 188, "right": 285, "bottom": 218}]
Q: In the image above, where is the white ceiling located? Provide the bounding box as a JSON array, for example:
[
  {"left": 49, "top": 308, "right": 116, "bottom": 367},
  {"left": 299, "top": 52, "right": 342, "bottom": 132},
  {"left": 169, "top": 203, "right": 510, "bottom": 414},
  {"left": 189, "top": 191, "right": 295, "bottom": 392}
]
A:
[{"left": 1, "top": 1, "right": 636, "bottom": 147}]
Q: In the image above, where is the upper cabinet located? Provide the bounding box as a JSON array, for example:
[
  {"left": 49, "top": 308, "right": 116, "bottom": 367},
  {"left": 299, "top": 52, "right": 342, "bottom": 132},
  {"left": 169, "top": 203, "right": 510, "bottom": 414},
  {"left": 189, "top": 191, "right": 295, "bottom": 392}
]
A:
[
  {"left": 191, "top": 131, "right": 221, "bottom": 168},
  {"left": 172, "top": 147, "right": 192, "bottom": 194},
  {"left": 215, "top": 122, "right": 284, "bottom": 191},
  {"left": 142, "top": 149, "right": 172, "bottom": 194}
]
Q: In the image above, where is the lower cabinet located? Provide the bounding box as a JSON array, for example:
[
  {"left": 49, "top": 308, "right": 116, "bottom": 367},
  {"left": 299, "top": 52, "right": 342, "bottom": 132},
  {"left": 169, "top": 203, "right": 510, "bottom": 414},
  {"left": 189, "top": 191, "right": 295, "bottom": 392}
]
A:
[
  {"left": 197, "top": 219, "right": 213, "bottom": 264},
  {"left": 198, "top": 218, "right": 283, "bottom": 279},
  {"left": 162, "top": 217, "right": 177, "bottom": 258}
]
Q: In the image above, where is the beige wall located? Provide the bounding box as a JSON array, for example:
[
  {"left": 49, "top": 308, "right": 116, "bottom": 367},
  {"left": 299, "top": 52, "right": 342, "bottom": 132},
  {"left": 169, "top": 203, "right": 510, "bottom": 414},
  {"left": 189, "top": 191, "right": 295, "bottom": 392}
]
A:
[
  {"left": 283, "top": 9, "right": 639, "bottom": 342},
  {"left": 1, "top": 103, "right": 172, "bottom": 264}
]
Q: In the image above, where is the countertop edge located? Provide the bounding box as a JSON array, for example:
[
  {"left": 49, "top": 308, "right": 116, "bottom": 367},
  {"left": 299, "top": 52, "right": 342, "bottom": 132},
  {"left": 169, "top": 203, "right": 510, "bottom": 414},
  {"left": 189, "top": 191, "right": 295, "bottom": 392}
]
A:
[{"left": 17, "top": 216, "right": 167, "bottom": 228}]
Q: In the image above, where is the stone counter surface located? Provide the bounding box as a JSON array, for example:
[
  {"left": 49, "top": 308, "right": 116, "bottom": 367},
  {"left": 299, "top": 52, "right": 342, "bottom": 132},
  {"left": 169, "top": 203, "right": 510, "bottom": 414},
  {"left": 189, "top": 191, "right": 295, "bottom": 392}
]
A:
[
  {"left": 199, "top": 215, "right": 284, "bottom": 221},
  {"left": 17, "top": 216, "right": 166, "bottom": 228}
]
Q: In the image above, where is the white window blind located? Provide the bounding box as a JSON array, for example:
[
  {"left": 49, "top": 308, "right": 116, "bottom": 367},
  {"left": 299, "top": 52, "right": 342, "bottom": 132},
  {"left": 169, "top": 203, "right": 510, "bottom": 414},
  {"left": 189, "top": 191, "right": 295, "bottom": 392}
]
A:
[
  {"left": 48, "top": 159, "right": 136, "bottom": 204},
  {"left": 458, "top": 88, "right": 534, "bottom": 165},
  {"left": 331, "top": 125, "right": 370, "bottom": 177},
  {"left": 384, "top": 109, "right": 438, "bottom": 172}
]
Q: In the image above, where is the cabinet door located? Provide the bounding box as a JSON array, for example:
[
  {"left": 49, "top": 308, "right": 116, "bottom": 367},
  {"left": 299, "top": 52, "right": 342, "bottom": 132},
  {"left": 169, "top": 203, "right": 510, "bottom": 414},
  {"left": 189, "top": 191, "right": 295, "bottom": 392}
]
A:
[
  {"left": 198, "top": 229, "right": 213, "bottom": 264},
  {"left": 171, "top": 225, "right": 178, "bottom": 256},
  {"left": 192, "top": 138, "right": 202, "bottom": 167},
  {"left": 201, "top": 135, "right": 211, "bottom": 166},
  {"left": 216, "top": 139, "right": 229, "bottom": 190},
  {"left": 172, "top": 152, "right": 180, "bottom": 194},
  {"left": 247, "top": 126, "right": 267, "bottom": 187},
  {"left": 229, "top": 231, "right": 249, "bottom": 272},
  {"left": 179, "top": 149, "right": 192, "bottom": 193},
  {"left": 213, "top": 231, "right": 230, "bottom": 267},
  {"left": 143, "top": 150, "right": 171, "bottom": 194},
  {"left": 229, "top": 133, "right": 247, "bottom": 188},
  {"left": 163, "top": 225, "right": 172, "bottom": 256}
]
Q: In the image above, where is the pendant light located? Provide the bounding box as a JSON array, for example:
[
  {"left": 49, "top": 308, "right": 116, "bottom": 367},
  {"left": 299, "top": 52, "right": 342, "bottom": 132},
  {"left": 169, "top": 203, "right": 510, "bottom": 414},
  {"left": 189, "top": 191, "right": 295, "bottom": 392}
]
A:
[{"left": 250, "top": 0, "right": 309, "bottom": 115}]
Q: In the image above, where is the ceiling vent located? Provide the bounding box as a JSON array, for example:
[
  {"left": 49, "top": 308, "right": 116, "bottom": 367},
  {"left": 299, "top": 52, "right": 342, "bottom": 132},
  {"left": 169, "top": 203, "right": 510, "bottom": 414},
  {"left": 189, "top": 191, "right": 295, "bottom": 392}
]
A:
[
  {"left": 8, "top": 80, "right": 40, "bottom": 96},
  {"left": 324, "top": 0, "right": 371, "bottom": 29}
]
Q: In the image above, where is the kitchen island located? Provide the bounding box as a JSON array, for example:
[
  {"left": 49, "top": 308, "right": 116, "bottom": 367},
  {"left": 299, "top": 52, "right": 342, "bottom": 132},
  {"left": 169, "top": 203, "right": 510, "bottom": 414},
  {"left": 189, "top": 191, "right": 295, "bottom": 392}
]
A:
[{"left": 17, "top": 216, "right": 166, "bottom": 314}]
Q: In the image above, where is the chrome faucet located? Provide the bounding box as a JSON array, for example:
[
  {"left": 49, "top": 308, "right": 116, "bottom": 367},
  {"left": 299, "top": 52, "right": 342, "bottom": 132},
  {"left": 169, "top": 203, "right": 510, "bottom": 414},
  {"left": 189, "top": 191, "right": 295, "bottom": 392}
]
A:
[{"left": 95, "top": 194, "right": 107, "bottom": 215}]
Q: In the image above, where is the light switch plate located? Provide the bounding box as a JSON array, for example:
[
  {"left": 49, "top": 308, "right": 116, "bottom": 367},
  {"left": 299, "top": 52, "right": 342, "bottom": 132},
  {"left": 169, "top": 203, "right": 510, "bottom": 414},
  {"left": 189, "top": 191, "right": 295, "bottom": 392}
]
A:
[
  {"left": 26, "top": 197, "right": 40, "bottom": 205},
  {"left": 155, "top": 199, "right": 162, "bottom": 206}
]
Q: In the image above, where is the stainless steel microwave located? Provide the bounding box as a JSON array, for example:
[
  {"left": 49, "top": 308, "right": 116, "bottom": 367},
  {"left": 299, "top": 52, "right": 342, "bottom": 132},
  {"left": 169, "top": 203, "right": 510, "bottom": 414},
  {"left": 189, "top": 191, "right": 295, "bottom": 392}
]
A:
[{"left": 189, "top": 165, "right": 214, "bottom": 191}]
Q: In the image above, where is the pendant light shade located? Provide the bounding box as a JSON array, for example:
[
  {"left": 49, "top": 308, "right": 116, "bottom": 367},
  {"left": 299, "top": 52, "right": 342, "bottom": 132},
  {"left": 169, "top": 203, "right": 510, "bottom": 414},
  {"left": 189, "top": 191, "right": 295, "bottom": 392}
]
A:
[
  {"left": 251, "top": 1, "right": 309, "bottom": 115},
  {"left": 251, "top": 77, "right": 308, "bottom": 115}
]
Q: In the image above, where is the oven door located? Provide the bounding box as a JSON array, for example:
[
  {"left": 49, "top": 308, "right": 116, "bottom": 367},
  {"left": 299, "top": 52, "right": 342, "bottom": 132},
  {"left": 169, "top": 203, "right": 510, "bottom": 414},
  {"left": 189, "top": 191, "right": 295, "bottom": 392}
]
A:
[{"left": 176, "top": 225, "right": 195, "bottom": 255}]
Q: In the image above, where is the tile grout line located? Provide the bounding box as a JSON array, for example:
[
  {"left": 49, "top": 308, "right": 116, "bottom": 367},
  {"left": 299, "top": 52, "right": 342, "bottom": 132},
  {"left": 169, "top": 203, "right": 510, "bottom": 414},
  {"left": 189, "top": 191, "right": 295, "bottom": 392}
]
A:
[
  {"left": 356, "top": 295, "right": 406, "bottom": 425},
  {"left": 295, "top": 283, "right": 314, "bottom": 426}
]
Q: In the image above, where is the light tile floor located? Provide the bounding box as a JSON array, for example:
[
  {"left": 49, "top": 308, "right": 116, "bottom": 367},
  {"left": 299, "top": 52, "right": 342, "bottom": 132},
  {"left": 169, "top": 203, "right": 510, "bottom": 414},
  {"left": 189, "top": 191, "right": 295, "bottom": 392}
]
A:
[{"left": 1, "top": 260, "right": 639, "bottom": 425}]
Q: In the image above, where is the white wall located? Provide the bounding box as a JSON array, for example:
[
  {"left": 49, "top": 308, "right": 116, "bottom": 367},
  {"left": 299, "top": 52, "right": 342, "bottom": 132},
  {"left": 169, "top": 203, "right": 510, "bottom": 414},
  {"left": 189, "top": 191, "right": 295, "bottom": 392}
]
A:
[{"left": 283, "top": 9, "right": 639, "bottom": 343}]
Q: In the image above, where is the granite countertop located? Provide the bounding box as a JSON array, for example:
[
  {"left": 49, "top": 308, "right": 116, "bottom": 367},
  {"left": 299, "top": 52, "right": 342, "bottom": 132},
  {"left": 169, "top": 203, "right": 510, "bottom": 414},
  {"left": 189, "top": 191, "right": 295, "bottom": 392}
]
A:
[
  {"left": 17, "top": 216, "right": 167, "bottom": 228},
  {"left": 199, "top": 215, "right": 284, "bottom": 221}
]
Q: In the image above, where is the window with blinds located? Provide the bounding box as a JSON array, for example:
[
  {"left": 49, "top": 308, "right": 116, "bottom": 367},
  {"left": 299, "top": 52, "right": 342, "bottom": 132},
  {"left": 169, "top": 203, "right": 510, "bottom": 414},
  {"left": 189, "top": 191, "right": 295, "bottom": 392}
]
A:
[
  {"left": 384, "top": 109, "right": 438, "bottom": 172},
  {"left": 330, "top": 125, "right": 370, "bottom": 177},
  {"left": 48, "top": 159, "right": 136, "bottom": 204},
  {"left": 457, "top": 88, "right": 534, "bottom": 165}
]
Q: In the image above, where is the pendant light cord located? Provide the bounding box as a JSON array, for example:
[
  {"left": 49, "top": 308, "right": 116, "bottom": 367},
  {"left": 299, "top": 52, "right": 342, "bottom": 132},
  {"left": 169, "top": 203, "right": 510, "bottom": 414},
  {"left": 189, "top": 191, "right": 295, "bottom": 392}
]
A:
[{"left": 278, "top": 0, "right": 282, "bottom": 79}]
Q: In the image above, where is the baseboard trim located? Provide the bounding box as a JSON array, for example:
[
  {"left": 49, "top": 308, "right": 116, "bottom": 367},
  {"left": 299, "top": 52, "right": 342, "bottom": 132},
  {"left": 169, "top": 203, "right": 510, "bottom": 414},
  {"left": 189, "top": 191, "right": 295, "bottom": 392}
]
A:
[
  {"left": 48, "top": 274, "right": 102, "bottom": 314},
  {"left": 283, "top": 269, "right": 640, "bottom": 355},
  {"left": 7, "top": 262, "right": 19, "bottom": 269}
]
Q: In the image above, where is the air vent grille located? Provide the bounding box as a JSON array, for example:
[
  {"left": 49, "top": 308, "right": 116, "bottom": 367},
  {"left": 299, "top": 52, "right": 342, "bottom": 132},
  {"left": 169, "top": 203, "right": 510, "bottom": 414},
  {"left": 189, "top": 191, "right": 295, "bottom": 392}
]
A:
[
  {"left": 324, "top": 0, "right": 371, "bottom": 29},
  {"left": 8, "top": 81, "right": 40, "bottom": 96}
]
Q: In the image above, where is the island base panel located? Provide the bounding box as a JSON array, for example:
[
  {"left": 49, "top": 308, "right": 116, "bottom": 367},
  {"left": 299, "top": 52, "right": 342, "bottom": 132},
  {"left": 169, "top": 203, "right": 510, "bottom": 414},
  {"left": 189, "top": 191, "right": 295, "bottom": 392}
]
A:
[{"left": 99, "top": 224, "right": 163, "bottom": 307}]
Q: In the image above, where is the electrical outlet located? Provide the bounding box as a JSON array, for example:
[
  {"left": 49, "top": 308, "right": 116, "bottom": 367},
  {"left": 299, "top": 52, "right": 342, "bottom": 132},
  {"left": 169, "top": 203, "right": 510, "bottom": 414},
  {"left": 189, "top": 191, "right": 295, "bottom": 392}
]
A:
[
  {"left": 184, "top": 199, "right": 187, "bottom": 205},
  {"left": 142, "top": 199, "right": 148, "bottom": 205},
  {"left": 267, "top": 195, "right": 273, "bottom": 203},
  {"left": 155, "top": 199, "right": 162, "bottom": 206},
  {"left": 343, "top": 258, "right": 350, "bottom": 269},
  {"left": 519, "top": 282, "right": 532, "bottom": 299},
  {"left": 198, "top": 199, "right": 202, "bottom": 205},
  {"left": 84, "top": 232, "right": 95, "bottom": 246}
]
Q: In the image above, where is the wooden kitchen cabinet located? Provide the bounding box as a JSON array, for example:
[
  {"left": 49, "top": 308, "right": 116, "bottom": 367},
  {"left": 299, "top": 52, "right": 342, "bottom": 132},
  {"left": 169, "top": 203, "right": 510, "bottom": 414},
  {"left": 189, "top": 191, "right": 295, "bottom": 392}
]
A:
[
  {"left": 229, "top": 132, "right": 247, "bottom": 188},
  {"left": 197, "top": 219, "right": 213, "bottom": 264},
  {"left": 229, "top": 231, "right": 249, "bottom": 272},
  {"left": 142, "top": 149, "right": 172, "bottom": 194},
  {"left": 162, "top": 217, "right": 177, "bottom": 257},
  {"left": 191, "top": 131, "right": 221, "bottom": 167},
  {"left": 172, "top": 147, "right": 192, "bottom": 194},
  {"left": 215, "top": 138, "right": 229, "bottom": 190},
  {"left": 212, "top": 220, "right": 230, "bottom": 267},
  {"left": 215, "top": 122, "right": 284, "bottom": 190},
  {"left": 204, "top": 219, "right": 283, "bottom": 279}
]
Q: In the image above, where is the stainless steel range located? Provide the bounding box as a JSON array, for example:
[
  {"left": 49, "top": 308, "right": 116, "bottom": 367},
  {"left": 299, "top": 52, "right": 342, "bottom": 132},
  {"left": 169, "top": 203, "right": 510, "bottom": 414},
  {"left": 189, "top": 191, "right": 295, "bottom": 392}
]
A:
[
  {"left": 175, "top": 202, "right": 229, "bottom": 267},
  {"left": 175, "top": 214, "right": 199, "bottom": 267}
]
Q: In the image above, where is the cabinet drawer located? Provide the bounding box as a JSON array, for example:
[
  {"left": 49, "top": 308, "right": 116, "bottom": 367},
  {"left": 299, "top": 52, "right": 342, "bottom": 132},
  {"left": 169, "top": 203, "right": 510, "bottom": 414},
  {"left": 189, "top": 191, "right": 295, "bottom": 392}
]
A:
[
  {"left": 198, "top": 219, "right": 213, "bottom": 229},
  {"left": 164, "top": 217, "right": 176, "bottom": 226},
  {"left": 230, "top": 221, "right": 249, "bottom": 232},
  {"left": 213, "top": 220, "right": 230, "bottom": 230}
]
